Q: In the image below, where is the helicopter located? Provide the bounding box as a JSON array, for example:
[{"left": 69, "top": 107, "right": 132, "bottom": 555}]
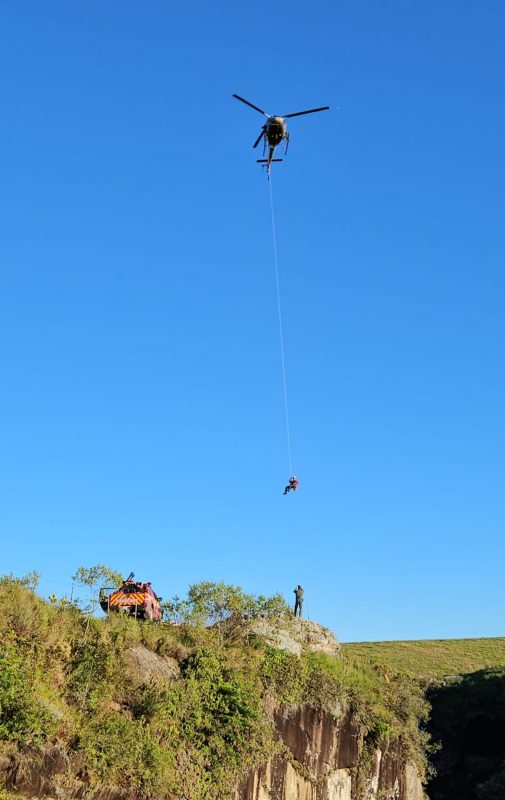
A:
[{"left": 233, "top": 94, "right": 330, "bottom": 174}]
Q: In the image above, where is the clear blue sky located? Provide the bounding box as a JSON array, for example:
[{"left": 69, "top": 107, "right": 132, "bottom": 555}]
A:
[{"left": 1, "top": 1, "right": 504, "bottom": 642}]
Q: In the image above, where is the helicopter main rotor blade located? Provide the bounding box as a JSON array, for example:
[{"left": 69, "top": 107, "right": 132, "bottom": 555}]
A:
[
  {"left": 253, "top": 127, "right": 265, "bottom": 148},
  {"left": 233, "top": 94, "right": 270, "bottom": 117},
  {"left": 282, "top": 106, "right": 330, "bottom": 119}
]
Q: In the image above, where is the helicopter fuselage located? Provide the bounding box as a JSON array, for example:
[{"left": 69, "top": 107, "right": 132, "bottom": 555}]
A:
[{"left": 266, "top": 117, "right": 286, "bottom": 147}]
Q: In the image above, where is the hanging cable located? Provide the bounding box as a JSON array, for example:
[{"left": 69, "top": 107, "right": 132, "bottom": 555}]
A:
[{"left": 268, "top": 174, "right": 293, "bottom": 476}]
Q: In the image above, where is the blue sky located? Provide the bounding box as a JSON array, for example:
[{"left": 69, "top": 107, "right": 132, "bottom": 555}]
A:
[{"left": 1, "top": 1, "right": 504, "bottom": 641}]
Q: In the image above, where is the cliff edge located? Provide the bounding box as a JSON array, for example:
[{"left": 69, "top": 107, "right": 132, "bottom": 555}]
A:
[{"left": 0, "top": 577, "right": 428, "bottom": 800}]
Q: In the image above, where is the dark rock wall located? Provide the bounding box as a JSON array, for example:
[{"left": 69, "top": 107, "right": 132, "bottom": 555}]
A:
[
  {"left": 238, "top": 704, "right": 424, "bottom": 800},
  {"left": 273, "top": 704, "right": 360, "bottom": 772}
]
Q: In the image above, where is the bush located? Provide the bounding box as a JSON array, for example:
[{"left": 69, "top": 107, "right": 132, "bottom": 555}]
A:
[
  {"left": 163, "top": 582, "right": 290, "bottom": 626},
  {"left": 78, "top": 711, "right": 171, "bottom": 796},
  {"left": 0, "top": 643, "right": 54, "bottom": 742},
  {"left": 67, "top": 616, "right": 125, "bottom": 710}
]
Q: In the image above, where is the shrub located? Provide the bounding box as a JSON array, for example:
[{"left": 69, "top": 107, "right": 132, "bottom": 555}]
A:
[
  {"left": 78, "top": 711, "right": 171, "bottom": 796},
  {"left": 0, "top": 643, "right": 54, "bottom": 742},
  {"left": 163, "top": 582, "right": 290, "bottom": 626}
]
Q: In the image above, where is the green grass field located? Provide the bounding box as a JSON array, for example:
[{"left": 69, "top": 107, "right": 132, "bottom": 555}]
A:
[{"left": 343, "top": 637, "right": 505, "bottom": 679}]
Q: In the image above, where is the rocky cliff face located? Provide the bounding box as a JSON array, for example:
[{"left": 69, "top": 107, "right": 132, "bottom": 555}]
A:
[
  {"left": 238, "top": 704, "right": 425, "bottom": 800},
  {"left": 0, "top": 599, "right": 426, "bottom": 800},
  {"left": 0, "top": 702, "right": 425, "bottom": 800}
]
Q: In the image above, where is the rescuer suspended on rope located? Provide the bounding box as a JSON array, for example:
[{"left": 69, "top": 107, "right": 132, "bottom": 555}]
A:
[{"left": 283, "top": 476, "right": 299, "bottom": 495}]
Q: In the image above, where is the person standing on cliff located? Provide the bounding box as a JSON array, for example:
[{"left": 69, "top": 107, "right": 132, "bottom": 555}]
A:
[{"left": 293, "top": 585, "right": 304, "bottom": 618}]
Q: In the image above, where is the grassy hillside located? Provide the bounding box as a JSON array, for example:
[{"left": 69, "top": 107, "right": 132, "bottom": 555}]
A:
[{"left": 343, "top": 638, "right": 505, "bottom": 680}]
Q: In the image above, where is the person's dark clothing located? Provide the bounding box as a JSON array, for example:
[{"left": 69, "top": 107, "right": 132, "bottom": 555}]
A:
[
  {"left": 293, "top": 585, "right": 304, "bottom": 618},
  {"left": 284, "top": 477, "right": 299, "bottom": 495}
]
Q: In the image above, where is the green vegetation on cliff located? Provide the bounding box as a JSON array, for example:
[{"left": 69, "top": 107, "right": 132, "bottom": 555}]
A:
[{"left": 0, "top": 574, "right": 431, "bottom": 800}]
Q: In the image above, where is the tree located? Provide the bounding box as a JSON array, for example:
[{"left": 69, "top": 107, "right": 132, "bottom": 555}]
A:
[
  {"left": 163, "top": 581, "right": 290, "bottom": 626},
  {"left": 72, "top": 564, "right": 123, "bottom": 613}
]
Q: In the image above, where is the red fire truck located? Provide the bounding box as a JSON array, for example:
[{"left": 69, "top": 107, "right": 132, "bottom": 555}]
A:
[{"left": 99, "top": 573, "right": 163, "bottom": 621}]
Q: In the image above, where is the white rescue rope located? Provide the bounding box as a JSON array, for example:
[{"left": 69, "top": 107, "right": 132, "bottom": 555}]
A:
[{"left": 268, "top": 174, "right": 293, "bottom": 476}]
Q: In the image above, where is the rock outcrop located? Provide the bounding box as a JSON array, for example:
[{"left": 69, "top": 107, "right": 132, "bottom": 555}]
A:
[
  {"left": 123, "top": 645, "right": 180, "bottom": 685},
  {"left": 238, "top": 704, "right": 425, "bottom": 800},
  {"left": 223, "top": 617, "right": 341, "bottom": 658}
]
